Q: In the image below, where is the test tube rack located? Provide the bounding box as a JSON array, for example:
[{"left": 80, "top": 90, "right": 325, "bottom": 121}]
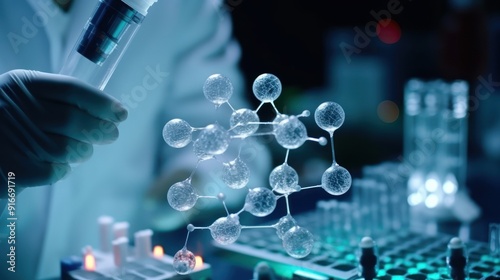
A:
[
  {"left": 213, "top": 210, "right": 499, "bottom": 280},
  {"left": 61, "top": 216, "right": 211, "bottom": 280}
]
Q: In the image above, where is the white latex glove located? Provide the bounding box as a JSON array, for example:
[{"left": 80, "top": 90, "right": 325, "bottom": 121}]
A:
[{"left": 0, "top": 69, "right": 128, "bottom": 197}]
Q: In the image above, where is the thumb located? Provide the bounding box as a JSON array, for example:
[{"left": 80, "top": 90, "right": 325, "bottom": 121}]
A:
[{"left": 50, "top": 163, "right": 72, "bottom": 184}]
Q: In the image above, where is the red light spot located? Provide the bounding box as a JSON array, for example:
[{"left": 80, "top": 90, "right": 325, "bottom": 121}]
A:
[
  {"left": 377, "top": 100, "right": 399, "bottom": 123},
  {"left": 153, "top": 245, "right": 164, "bottom": 259},
  {"left": 195, "top": 256, "right": 203, "bottom": 270},
  {"left": 84, "top": 253, "right": 96, "bottom": 271},
  {"left": 376, "top": 19, "right": 401, "bottom": 44}
]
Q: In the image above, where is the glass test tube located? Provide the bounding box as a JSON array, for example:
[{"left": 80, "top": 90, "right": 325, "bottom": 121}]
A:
[
  {"left": 442, "top": 81, "right": 468, "bottom": 192},
  {"left": 404, "top": 79, "right": 426, "bottom": 189},
  {"left": 403, "top": 79, "right": 468, "bottom": 213},
  {"left": 316, "top": 200, "right": 330, "bottom": 239},
  {"left": 60, "top": 0, "right": 157, "bottom": 90},
  {"left": 490, "top": 223, "right": 500, "bottom": 256}
]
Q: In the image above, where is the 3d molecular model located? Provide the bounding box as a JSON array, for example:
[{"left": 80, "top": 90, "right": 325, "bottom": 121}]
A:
[{"left": 162, "top": 73, "right": 352, "bottom": 275}]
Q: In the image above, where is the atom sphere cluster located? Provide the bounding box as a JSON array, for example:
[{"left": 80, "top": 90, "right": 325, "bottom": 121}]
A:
[{"left": 162, "top": 73, "right": 351, "bottom": 274}]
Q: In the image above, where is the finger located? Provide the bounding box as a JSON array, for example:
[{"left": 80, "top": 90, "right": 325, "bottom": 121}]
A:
[
  {"left": 0, "top": 106, "right": 97, "bottom": 165},
  {"left": 13, "top": 70, "right": 128, "bottom": 122},
  {"left": 36, "top": 133, "right": 94, "bottom": 164},
  {"left": 35, "top": 99, "right": 119, "bottom": 144},
  {"left": 34, "top": 162, "right": 71, "bottom": 186}
]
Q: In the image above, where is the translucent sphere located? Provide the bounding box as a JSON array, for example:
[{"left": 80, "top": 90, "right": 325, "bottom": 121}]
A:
[
  {"left": 192, "top": 139, "right": 212, "bottom": 161},
  {"left": 162, "top": 119, "right": 193, "bottom": 148},
  {"left": 275, "top": 214, "right": 297, "bottom": 239},
  {"left": 210, "top": 214, "right": 241, "bottom": 245},
  {"left": 252, "top": 73, "right": 282, "bottom": 102},
  {"left": 230, "top": 108, "right": 259, "bottom": 137},
  {"left": 282, "top": 226, "right": 314, "bottom": 258},
  {"left": 269, "top": 163, "right": 300, "bottom": 194},
  {"left": 245, "top": 187, "right": 277, "bottom": 217},
  {"left": 203, "top": 74, "right": 233, "bottom": 106},
  {"left": 167, "top": 180, "right": 198, "bottom": 211},
  {"left": 314, "top": 102, "right": 345, "bottom": 133},
  {"left": 217, "top": 192, "right": 225, "bottom": 201},
  {"left": 221, "top": 157, "right": 250, "bottom": 189},
  {"left": 273, "top": 114, "right": 288, "bottom": 131},
  {"left": 193, "top": 124, "right": 230, "bottom": 159},
  {"left": 274, "top": 116, "right": 308, "bottom": 149},
  {"left": 321, "top": 165, "right": 352, "bottom": 195},
  {"left": 172, "top": 248, "right": 196, "bottom": 275}
]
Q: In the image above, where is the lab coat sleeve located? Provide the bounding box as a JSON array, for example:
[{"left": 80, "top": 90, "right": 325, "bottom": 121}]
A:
[{"left": 146, "top": 1, "right": 272, "bottom": 231}]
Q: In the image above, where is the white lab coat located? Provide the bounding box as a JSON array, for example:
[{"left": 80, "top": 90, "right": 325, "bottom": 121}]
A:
[{"left": 0, "top": 0, "right": 270, "bottom": 279}]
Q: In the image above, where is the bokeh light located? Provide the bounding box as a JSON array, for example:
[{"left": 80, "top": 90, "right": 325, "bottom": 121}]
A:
[
  {"left": 425, "top": 194, "right": 440, "bottom": 208},
  {"left": 377, "top": 100, "right": 399, "bottom": 123},
  {"left": 376, "top": 19, "right": 401, "bottom": 44},
  {"left": 153, "top": 245, "right": 164, "bottom": 259},
  {"left": 194, "top": 256, "right": 204, "bottom": 270}
]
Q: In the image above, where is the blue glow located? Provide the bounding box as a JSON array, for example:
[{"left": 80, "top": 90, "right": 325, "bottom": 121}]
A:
[{"left": 293, "top": 269, "right": 328, "bottom": 280}]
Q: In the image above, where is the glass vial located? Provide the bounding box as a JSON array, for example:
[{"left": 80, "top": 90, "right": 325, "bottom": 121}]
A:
[
  {"left": 490, "top": 223, "right": 500, "bottom": 256},
  {"left": 404, "top": 79, "right": 468, "bottom": 213},
  {"left": 59, "top": 0, "right": 158, "bottom": 90}
]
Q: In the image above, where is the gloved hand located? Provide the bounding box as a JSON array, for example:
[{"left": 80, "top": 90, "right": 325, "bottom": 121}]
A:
[{"left": 0, "top": 69, "right": 128, "bottom": 197}]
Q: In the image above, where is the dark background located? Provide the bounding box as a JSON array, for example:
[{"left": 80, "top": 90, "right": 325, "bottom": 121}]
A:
[
  {"left": 162, "top": 2, "right": 500, "bottom": 278},
  {"left": 227, "top": 0, "right": 500, "bottom": 229}
]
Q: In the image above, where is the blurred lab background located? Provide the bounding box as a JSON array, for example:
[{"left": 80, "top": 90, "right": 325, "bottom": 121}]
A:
[{"left": 225, "top": 0, "right": 499, "bottom": 237}]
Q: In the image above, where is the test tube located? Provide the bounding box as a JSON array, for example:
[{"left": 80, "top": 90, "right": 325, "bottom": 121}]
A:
[
  {"left": 329, "top": 200, "right": 340, "bottom": 241},
  {"left": 113, "top": 222, "right": 129, "bottom": 239},
  {"left": 353, "top": 179, "right": 369, "bottom": 236},
  {"left": 112, "top": 237, "right": 129, "bottom": 268},
  {"left": 338, "top": 202, "right": 354, "bottom": 243},
  {"left": 367, "top": 181, "right": 381, "bottom": 237},
  {"left": 98, "top": 215, "right": 114, "bottom": 253},
  {"left": 490, "top": 223, "right": 500, "bottom": 256},
  {"left": 377, "top": 182, "right": 390, "bottom": 234},
  {"left": 316, "top": 200, "right": 329, "bottom": 239},
  {"left": 134, "top": 229, "right": 153, "bottom": 259},
  {"left": 397, "top": 179, "right": 411, "bottom": 230},
  {"left": 60, "top": 0, "right": 158, "bottom": 90},
  {"left": 403, "top": 79, "right": 469, "bottom": 214},
  {"left": 351, "top": 208, "right": 361, "bottom": 240},
  {"left": 403, "top": 79, "right": 426, "bottom": 174},
  {"left": 442, "top": 81, "right": 468, "bottom": 191},
  {"left": 350, "top": 179, "right": 362, "bottom": 237},
  {"left": 357, "top": 179, "right": 379, "bottom": 237}
]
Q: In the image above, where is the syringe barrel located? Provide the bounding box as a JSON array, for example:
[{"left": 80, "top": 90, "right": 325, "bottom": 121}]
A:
[{"left": 60, "top": 0, "right": 152, "bottom": 90}]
